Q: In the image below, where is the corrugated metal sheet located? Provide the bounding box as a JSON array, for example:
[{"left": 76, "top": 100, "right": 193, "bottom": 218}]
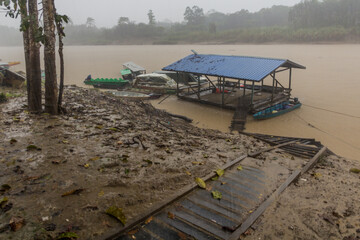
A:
[
  {"left": 162, "top": 54, "right": 305, "bottom": 82},
  {"left": 123, "top": 62, "right": 146, "bottom": 72}
]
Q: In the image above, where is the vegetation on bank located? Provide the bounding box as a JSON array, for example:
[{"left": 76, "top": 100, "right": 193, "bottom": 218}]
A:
[{"left": 1, "top": 0, "right": 360, "bottom": 45}]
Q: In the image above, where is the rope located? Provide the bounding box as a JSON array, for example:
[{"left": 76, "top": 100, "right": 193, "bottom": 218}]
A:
[
  {"left": 294, "top": 113, "right": 360, "bottom": 152},
  {"left": 302, "top": 104, "right": 360, "bottom": 119}
]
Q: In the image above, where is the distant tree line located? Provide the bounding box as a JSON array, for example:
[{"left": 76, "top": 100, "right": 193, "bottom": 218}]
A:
[{"left": 1, "top": 0, "right": 360, "bottom": 46}]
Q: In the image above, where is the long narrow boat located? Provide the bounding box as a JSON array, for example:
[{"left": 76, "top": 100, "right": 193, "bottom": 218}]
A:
[
  {"left": 84, "top": 77, "right": 129, "bottom": 89},
  {"left": 253, "top": 100, "right": 302, "bottom": 120}
]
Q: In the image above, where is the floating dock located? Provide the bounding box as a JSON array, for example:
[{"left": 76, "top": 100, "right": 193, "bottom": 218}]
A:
[{"left": 161, "top": 54, "right": 306, "bottom": 131}]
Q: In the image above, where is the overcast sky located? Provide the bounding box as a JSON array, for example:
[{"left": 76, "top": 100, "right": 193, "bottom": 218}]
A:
[{"left": 1, "top": 0, "right": 302, "bottom": 28}]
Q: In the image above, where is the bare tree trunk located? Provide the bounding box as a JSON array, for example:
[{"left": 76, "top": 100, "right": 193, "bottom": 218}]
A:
[
  {"left": 53, "top": 0, "right": 65, "bottom": 113},
  {"left": 42, "top": 0, "right": 58, "bottom": 114},
  {"left": 28, "top": 0, "right": 42, "bottom": 112},
  {"left": 19, "top": 0, "right": 42, "bottom": 112}
]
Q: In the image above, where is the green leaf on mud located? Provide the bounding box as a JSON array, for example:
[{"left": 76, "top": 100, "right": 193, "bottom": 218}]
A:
[
  {"left": 106, "top": 206, "right": 126, "bottom": 226},
  {"left": 195, "top": 177, "right": 206, "bottom": 189},
  {"left": 90, "top": 156, "right": 100, "bottom": 161},
  {"left": 212, "top": 190, "right": 222, "bottom": 200},
  {"left": 203, "top": 154, "right": 209, "bottom": 158},
  {"left": 350, "top": 168, "right": 360, "bottom": 174},
  {"left": 237, "top": 165, "right": 243, "bottom": 171},
  {"left": 95, "top": 125, "right": 103, "bottom": 129},
  {"left": 26, "top": 144, "right": 41, "bottom": 151},
  {"left": 215, "top": 169, "right": 225, "bottom": 177},
  {"left": 0, "top": 196, "right": 8, "bottom": 208},
  {"left": 108, "top": 127, "right": 119, "bottom": 132},
  {"left": 57, "top": 232, "right": 79, "bottom": 239},
  {"left": 10, "top": 138, "right": 17, "bottom": 144},
  {"left": 124, "top": 169, "right": 130, "bottom": 175},
  {"left": 211, "top": 176, "right": 219, "bottom": 181}
]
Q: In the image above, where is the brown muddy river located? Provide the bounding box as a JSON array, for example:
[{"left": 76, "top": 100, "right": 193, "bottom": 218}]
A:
[{"left": 1, "top": 45, "right": 360, "bottom": 160}]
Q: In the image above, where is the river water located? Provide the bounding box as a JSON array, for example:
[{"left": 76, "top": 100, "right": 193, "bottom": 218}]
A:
[{"left": 1, "top": 45, "right": 360, "bottom": 160}]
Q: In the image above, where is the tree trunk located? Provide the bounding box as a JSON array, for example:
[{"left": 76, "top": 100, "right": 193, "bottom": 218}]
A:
[
  {"left": 19, "top": 0, "right": 42, "bottom": 113},
  {"left": 27, "top": 0, "right": 42, "bottom": 112},
  {"left": 42, "top": 0, "right": 58, "bottom": 114},
  {"left": 53, "top": 0, "right": 65, "bottom": 113}
]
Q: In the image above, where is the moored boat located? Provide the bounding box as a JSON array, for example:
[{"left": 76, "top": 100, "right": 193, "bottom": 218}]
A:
[
  {"left": 253, "top": 99, "right": 302, "bottom": 120},
  {"left": 84, "top": 76, "right": 129, "bottom": 89}
]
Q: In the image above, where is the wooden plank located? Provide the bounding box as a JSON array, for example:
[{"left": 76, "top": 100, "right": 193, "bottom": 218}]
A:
[
  {"left": 179, "top": 199, "right": 238, "bottom": 228},
  {"left": 157, "top": 213, "right": 219, "bottom": 240},
  {"left": 192, "top": 190, "right": 249, "bottom": 214},
  {"left": 103, "top": 154, "right": 247, "bottom": 240},
  {"left": 248, "top": 140, "right": 296, "bottom": 157},
  {"left": 228, "top": 169, "right": 301, "bottom": 240},
  {"left": 301, "top": 146, "right": 327, "bottom": 175},
  {"left": 187, "top": 196, "right": 240, "bottom": 222},
  {"left": 228, "top": 146, "right": 327, "bottom": 240},
  {"left": 171, "top": 208, "right": 231, "bottom": 239}
]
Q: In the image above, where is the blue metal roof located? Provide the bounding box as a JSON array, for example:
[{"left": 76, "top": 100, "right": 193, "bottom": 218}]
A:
[{"left": 162, "top": 54, "right": 305, "bottom": 82}]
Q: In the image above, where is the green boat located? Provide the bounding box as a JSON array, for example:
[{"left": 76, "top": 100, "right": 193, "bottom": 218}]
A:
[
  {"left": 84, "top": 75, "right": 129, "bottom": 89},
  {"left": 253, "top": 99, "right": 302, "bottom": 120}
]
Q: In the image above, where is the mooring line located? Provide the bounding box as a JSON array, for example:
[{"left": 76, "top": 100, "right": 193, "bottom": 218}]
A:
[
  {"left": 303, "top": 103, "right": 360, "bottom": 119},
  {"left": 295, "top": 113, "right": 360, "bottom": 152}
]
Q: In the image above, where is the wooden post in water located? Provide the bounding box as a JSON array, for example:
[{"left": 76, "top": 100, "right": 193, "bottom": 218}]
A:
[
  {"left": 222, "top": 77, "right": 225, "bottom": 107},
  {"left": 250, "top": 81, "right": 255, "bottom": 106},
  {"left": 243, "top": 80, "right": 246, "bottom": 96},
  {"left": 197, "top": 72, "right": 200, "bottom": 100},
  {"left": 271, "top": 71, "right": 275, "bottom": 102},
  {"left": 176, "top": 72, "right": 179, "bottom": 97},
  {"left": 289, "top": 67, "right": 292, "bottom": 91}
]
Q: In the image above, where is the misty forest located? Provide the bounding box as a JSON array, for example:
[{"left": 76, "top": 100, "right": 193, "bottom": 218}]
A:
[{"left": 1, "top": 0, "right": 360, "bottom": 45}]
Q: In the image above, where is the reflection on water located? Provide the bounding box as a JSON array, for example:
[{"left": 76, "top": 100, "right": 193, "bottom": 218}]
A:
[{"left": 1, "top": 44, "right": 360, "bottom": 160}]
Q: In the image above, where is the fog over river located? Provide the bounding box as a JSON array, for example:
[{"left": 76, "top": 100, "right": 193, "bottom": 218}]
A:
[{"left": 1, "top": 44, "right": 360, "bottom": 160}]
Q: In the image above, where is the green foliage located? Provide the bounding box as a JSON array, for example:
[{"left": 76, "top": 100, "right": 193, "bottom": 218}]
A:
[
  {"left": 184, "top": 6, "right": 205, "bottom": 25},
  {"left": 148, "top": 10, "right": 155, "bottom": 25},
  {"left": 2, "top": 1, "right": 360, "bottom": 45}
]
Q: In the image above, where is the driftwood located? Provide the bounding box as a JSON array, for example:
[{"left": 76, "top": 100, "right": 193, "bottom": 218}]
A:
[{"left": 168, "top": 113, "right": 193, "bottom": 123}]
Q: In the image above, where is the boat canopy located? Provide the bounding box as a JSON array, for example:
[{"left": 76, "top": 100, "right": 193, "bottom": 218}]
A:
[
  {"left": 162, "top": 54, "right": 305, "bottom": 82},
  {"left": 121, "top": 69, "right": 132, "bottom": 76},
  {"left": 123, "top": 62, "right": 146, "bottom": 73}
]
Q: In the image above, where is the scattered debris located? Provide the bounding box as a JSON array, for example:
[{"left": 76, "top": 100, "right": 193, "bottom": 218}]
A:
[
  {"left": 9, "top": 216, "right": 25, "bottom": 231},
  {"left": 211, "top": 190, "right": 222, "bottom": 200},
  {"left": 106, "top": 206, "right": 126, "bottom": 226},
  {"left": 195, "top": 177, "right": 206, "bottom": 189},
  {"left": 61, "top": 189, "right": 84, "bottom": 197}
]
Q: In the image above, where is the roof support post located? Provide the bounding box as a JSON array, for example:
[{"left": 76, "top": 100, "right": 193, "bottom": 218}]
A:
[
  {"left": 176, "top": 72, "right": 179, "bottom": 97},
  {"left": 197, "top": 73, "right": 200, "bottom": 100},
  {"left": 289, "top": 67, "right": 292, "bottom": 91},
  {"left": 205, "top": 75, "right": 217, "bottom": 90},
  {"left": 243, "top": 80, "right": 246, "bottom": 97},
  {"left": 271, "top": 71, "right": 275, "bottom": 102},
  {"left": 251, "top": 81, "right": 255, "bottom": 106},
  {"left": 222, "top": 77, "right": 225, "bottom": 107}
]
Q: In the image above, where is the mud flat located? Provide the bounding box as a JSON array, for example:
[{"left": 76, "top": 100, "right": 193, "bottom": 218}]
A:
[{"left": 0, "top": 86, "right": 359, "bottom": 239}]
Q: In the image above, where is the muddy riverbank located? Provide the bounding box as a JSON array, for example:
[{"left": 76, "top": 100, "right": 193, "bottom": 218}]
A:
[{"left": 0, "top": 86, "right": 359, "bottom": 240}]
